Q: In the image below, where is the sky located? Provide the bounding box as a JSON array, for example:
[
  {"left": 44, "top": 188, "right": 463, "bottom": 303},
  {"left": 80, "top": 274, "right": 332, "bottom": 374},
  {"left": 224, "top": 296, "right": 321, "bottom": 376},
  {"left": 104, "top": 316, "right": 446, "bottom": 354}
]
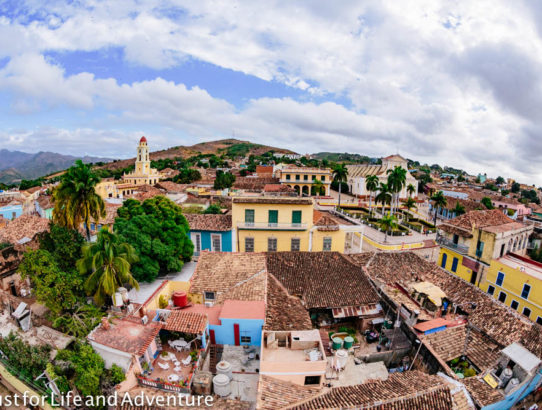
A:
[{"left": 0, "top": 1, "right": 541, "bottom": 185}]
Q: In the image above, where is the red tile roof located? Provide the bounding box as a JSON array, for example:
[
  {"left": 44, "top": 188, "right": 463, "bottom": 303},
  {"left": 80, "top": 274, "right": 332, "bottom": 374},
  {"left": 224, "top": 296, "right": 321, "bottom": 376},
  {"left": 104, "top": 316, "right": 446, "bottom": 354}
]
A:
[
  {"left": 184, "top": 213, "right": 232, "bottom": 231},
  {"left": 0, "top": 215, "right": 50, "bottom": 244},
  {"left": 219, "top": 300, "right": 265, "bottom": 320},
  {"left": 162, "top": 310, "right": 207, "bottom": 334},
  {"left": 439, "top": 209, "right": 519, "bottom": 237}
]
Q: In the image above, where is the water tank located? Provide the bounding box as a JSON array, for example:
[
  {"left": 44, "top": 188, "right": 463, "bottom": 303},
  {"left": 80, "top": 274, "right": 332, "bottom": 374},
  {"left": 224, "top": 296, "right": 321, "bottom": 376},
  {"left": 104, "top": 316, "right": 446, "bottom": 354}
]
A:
[
  {"left": 500, "top": 368, "right": 513, "bottom": 387},
  {"left": 335, "top": 349, "right": 348, "bottom": 369},
  {"left": 504, "top": 378, "right": 519, "bottom": 394},
  {"left": 344, "top": 336, "right": 354, "bottom": 349},
  {"left": 113, "top": 292, "right": 123, "bottom": 307},
  {"left": 118, "top": 287, "right": 129, "bottom": 302},
  {"left": 172, "top": 291, "right": 188, "bottom": 308},
  {"left": 213, "top": 374, "right": 231, "bottom": 397},
  {"left": 192, "top": 371, "right": 212, "bottom": 395},
  {"left": 216, "top": 361, "right": 233, "bottom": 380},
  {"left": 332, "top": 337, "right": 343, "bottom": 350}
]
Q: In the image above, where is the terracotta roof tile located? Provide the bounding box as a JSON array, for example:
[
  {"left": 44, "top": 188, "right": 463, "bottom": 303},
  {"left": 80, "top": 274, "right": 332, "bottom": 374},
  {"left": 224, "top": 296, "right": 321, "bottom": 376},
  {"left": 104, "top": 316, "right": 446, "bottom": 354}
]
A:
[
  {"left": 184, "top": 214, "right": 232, "bottom": 231},
  {"left": 233, "top": 196, "right": 313, "bottom": 205},
  {"left": 462, "top": 377, "right": 504, "bottom": 407},
  {"left": 162, "top": 310, "right": 207, "bottom": 334},
  {"left": 155, "top": 181, "right": 190, "bottom": 193},
  {"left": 0, "top": 215, "right": 50, "bottom": 244},
  {"left": 257, "top": 376, "right": 320, "bottom": 410},
  {"left": 439, "top": 209, "right": 518, "bottom": 237}
]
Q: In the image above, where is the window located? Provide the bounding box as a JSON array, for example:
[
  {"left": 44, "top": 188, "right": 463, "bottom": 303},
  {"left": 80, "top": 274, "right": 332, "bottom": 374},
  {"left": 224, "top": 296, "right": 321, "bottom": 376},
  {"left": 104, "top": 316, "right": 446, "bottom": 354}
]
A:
[
  {"left": 496, "top": 272, "right": 505, "bottom": 287},
  {"left": 521, "top": 284, "right": 531, "bottom": 299},
  {"left": 498, "top": 291, "right": 507, "bottom": 303},
  {"left": 240, "top": 336, "right": 251, "bottom": 344},
  {"left": 440, "top": 253, "right": 447, "bottom": 269},
  {"left": 510, "top": 300, "right": 519, "bottom": 310},
  {"left": 205, "top": 292, "right": 215, "bottom": 300},
  {"left": 268, "top": 210, "right": 278, "bottom": 226},
  {"left": 451, "top": 257, "right": 458, "bottom": 273},
  {"left": 312, "top": 175, "right": 316, "bottom": 180},
  {"left": 295, "top": 174, "right": 300, "bottom": 181},
  {"left": 292, "top": 210, "right": 302, "bottom": 225},
  {"left": 245, "top": 237, "right": 254, "bottom": 252},
  {"left": 286, "top": 174, "right": 291, "bottom": 180},
  {"left": 537, "top": 317, "right": 542, "bottom": 325},
  {"left": 304, "top": 376, "right": 321, "bottom": 385},
  {"left": 487, "top": 285, "right": 495, "bottom": 295},
  {"left": 321, "top": 176, "right": 326, "bottom": 181},
  {"left": 245, "top": 209, "right": 254, "bottom": 225},
  {"left": 523, "top": 307, "right": 532, "bottom": 318},
  {"left": 452, "top": 234, "right": 459, "bottom": 244},
  {"left": 268, "top": 237, "right": 277, "bottom": 252},
  {"left": 476, "top": 241, "right": 484, "bottom": 257},
  {"left": 191, "top": 233, "right": 201, "bottom": 255},
  {"left": 211, "top": 234, "right": 221, "bottom": 252},
  {"left": 291, "top": 238, "right": 300, "bottom": 251},
  {"left": 323, "top": 237, "right": 332, "bottom": 251},
  {"left": 304, "top": 175, "right": 308, "bottom": 181}
]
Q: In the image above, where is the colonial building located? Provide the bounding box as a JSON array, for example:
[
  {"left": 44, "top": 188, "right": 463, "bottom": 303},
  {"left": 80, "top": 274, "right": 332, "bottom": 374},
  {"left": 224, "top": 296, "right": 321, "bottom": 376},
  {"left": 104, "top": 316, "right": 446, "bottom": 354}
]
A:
[
  {"left": 277, "top": 166, "right": 332, "bottom": 196},
  {"left": 95, "top": 136, "right": 164, "bottom": 199},
  {"left": 346, "top": 154, "right": 418, "bottom": 199}
]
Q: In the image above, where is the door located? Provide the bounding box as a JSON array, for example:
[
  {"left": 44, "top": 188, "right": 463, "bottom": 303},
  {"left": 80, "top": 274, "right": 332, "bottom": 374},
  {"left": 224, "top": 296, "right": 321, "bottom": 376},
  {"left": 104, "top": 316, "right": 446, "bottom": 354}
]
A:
[
  {"left": 234, "top": 323, "right": 240, "bottom": 346},
  {"left": 9, "top": 281, "right": 16, "bottom": 296},
  {"left": 209, "top": 329, "right": 216, "bottom": 345},
  {"left": 191, "top": 233, "right": 201, "bottom": 256}
]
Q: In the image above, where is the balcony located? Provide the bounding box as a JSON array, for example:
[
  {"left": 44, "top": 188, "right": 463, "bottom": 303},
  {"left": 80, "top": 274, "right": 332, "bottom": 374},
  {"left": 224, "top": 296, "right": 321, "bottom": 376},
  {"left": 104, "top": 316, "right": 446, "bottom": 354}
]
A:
[
  {"left": 237, "top": 221, "right": 307, "bottom": 230},
  {"left": 436, "top": 236, "right": 469, "bottom": 254}
]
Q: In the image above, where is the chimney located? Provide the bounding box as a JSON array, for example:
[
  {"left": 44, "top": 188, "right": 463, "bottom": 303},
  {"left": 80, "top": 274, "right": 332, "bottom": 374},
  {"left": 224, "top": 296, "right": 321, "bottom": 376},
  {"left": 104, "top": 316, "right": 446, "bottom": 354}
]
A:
[{"left": 101, "top": 317, "right": 110, "bottom": 331}]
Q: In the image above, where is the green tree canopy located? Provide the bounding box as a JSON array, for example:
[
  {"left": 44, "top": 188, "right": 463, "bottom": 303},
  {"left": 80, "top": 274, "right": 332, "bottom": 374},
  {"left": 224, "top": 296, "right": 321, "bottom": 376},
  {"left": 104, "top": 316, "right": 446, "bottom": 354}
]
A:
[
  {"left": 114, "top": 196, "right": 194, "bottom": 282},
  {"left": 203, "top": 204, "right": 222, "bottom": 214},
  {"left": 38, "top": 223, "right": 85, "bottom": 272},
  {"left": 496, "top": 176, "right": 505, "bottom": 185},
  {"left": 172, "top": 168, "right": 201, "bottom": 184},
  {"left": 511, "top": 182, "right": 520, "bottom": 193},
  {"left": 213, "top": 170, "right": 236, "bottom": 189},
  {"left": 481, "top": 197, "right": 494, "bottom": 209}
]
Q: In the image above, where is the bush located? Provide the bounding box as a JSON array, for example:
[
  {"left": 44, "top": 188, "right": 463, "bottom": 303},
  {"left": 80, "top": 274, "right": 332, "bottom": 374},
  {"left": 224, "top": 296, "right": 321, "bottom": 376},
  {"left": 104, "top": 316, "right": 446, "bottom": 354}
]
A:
[
  {"left": 464, "top": 368, "right": 476, "bottom": 377},
  {"left": 109, "top": 364, "right": 126, "bottom": 385},
  {"left": 159, "top": 295, "right": 169, "bottom": 309}
]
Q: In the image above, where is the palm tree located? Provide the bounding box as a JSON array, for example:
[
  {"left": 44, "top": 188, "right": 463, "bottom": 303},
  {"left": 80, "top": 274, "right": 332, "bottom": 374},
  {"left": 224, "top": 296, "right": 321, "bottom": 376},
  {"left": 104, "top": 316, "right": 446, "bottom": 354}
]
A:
[
  {"left": 332, "top": 164, "right": 348, "bottom": 208},
  {"left": 386, "top": 166, "right": 407, "bottom": 215},
  {"left": 365, "top": 175, "right": 379, "bottom": 216},
  {"left": 404, "top": 197, "right": 417, "bottom": 222},
  {"left": 375, "top": 183, "right": 392, "bottom": 215},
  {"left": 379, "top": 213, "right": 398, "bottom": 243},
  {"left": 453, "top": 202, "right": 466, "bottom": 217},
  {"left": 312, "top": 179, "right": 325, "bottom": 196},
  {"left": 77, "top": 228, "right": 139, "bottom": 306},
  {"left": 53, "top": 160, "right": 105, "bottom": 241},
  {"left": 430, "top": 191, "right": 448, "bottom": 225},
  {"left": 407, "top": 183, "right": 416, "bottom": 198}
]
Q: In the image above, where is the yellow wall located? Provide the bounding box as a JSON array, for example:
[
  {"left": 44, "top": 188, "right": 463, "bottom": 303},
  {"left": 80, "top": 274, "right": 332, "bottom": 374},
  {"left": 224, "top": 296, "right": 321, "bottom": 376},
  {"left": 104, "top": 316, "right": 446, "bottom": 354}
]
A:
[
  {"left": 481, "top": 261, "right": 542, "bottom": 323},
  {"left": 144, "top": 281, "right": 191, "bottom": 310},
  {"left": 236, "top": 230, "right": 310, "bottom": 252},
  {"left": 312, "top": 229, "right": 346, "bottom": 252},
  {"left": 438, "top": 248, "right": 474, "bottom": 283},
  {"left": 467, "top": 230, "right": 496, "bottom": 265}
]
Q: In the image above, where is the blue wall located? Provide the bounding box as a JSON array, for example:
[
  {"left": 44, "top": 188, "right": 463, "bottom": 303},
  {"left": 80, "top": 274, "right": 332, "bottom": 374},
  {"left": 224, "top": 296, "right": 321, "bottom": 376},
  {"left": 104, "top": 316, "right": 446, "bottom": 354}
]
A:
[
  {"left": 210, "top": 317, "right": 264, "bottom": 346},
  {"left": 0, "top": 204, "right": 23, "bottom": 220},
  {"left": 190, "top": 230, "right": 232, "bottom": 253},
  {"left": 483, "top": 370, "right": 542, "bottom": 410}
]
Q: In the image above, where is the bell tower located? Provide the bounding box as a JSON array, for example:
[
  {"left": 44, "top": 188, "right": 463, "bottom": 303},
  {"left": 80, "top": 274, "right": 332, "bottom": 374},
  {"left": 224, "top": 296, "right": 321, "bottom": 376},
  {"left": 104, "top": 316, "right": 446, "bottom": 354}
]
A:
[{"left": 135, "top": 136, "right": 150, "bottom": 175}]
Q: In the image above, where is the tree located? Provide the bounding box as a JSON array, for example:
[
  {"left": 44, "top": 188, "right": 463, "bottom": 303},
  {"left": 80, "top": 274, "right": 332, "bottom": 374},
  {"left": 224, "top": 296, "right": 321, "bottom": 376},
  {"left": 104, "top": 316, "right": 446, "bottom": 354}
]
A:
[
  {"left": 173, "top": 168, "right": 201, "bottom": 184},
  {"left": 417, "top": 172, "right": 433, "bottom": 192},
  {"left": 379, "top": 213, "right": 398, "bottom": 243},
  {"left": 204, "top": 204, "right": 222, "bottom": 214},
  {"left": 403, "top": 197, "right": 417, "bottom": 221},
  {"left": 453, "top": 202, "right": 466, "bottom": 216},
  {"left": 332, "top": 164, "right": 348, "bottom": 207},
  {"left": 386, "top": 166, "right": 407, "bottom": 215},
  {"left": 312, "top": 179, "right": 325, "bottom": 196},
  {"left": 114, "top": 196, "right": 194, "bottom": 282},
  {"left": 511, "top": 182, "right": 520, "bottom": 193},
  {"left": 375, "top": 182, "right": 392, "bottom": 214},
  {"left": 365, "top": 175, "right": 379, "bottom": 215},
  {"left": 496, "top": 176, "right": 505, "bottom": 185},
  {"left": 481, "top": 197, "right": 494, "bottom": 210},
  {"left": 430, "top": 191, "right": 447, "bottom": 225},
  {"left": 19, "top": 179, "right": 42, "bottom": 190},
  {"left": 53, "top": 160, "right": 105, "bottom": 241},
  {"left": 407, "top": 183, "right": 416, "bottom": 198},
  {"left": 19, "top": 249, "right": 84, "bottom": 314},
  {"left": 52, "top": 304, "right": 104, "bottom": 338},
  {"left": 77, "top": 228, "right": 139, "bottom": 306},
  {"left": 38, "top": 223, "right": 85, "bottom": 272},
  {"left": 457, "top": 174, "right": 465, "bottom": 183},
  {"left": 213, "top": 170, "right": 236, "bottom": 189}
]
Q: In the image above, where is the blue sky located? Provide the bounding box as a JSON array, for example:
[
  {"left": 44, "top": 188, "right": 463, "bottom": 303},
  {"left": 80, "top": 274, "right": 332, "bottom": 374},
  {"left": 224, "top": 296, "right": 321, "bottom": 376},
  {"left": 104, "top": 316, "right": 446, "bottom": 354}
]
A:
[{"left": 1, "top": 1, "right": 542, "bottom": 185}]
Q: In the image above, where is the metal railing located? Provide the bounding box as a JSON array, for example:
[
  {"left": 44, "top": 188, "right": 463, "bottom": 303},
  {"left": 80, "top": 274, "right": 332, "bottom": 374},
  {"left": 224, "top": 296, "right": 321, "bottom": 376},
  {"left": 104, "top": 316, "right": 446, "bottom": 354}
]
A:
[
  {"left": 237, "top": 222, "right": 307, "bottom": 230},
  {"left": 436, "top": 235, "right": 469, "bottom": 254},
  {"left": 137, "top": 375, "right": 191, "bottom": 394}
]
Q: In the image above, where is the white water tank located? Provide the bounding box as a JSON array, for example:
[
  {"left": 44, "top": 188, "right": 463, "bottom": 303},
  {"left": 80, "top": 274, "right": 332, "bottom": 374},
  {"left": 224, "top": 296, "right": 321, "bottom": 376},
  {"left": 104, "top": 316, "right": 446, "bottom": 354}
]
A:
[
  {"left": 113, "top": 292, "right": 123, "bottom": 307},
  {"left": 335, "top": 349, "right": 348, "bottom": 370},
  {"left": 504, "top": 377, "right": 519, "bottom": 394},
  {"left": 216, "top": 360, "right": 233, "bottom": 380},
  {"left": 213, "top": 374, "right": 231, "bottom": 397},
  {"left": 118, "top": 287, "right": 129, "bottom": 302},
  {"left": 500, "top": 368, "right": 513, "bottom": 387}
]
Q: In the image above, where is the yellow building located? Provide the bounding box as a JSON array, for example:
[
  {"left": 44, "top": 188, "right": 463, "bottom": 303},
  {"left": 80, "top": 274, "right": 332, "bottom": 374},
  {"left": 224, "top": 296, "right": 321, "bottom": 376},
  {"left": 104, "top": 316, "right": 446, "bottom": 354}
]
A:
[
  {"left": 437, "top": 209, "right": 533, "bottom": 286},
  {"left": 278, "top": 166, "right": 332, "bottom": 196},
  {"left": 231, "top": 196, "right": 356, "bottom": 252},
  {"left": 482, "top": 253, "right": 542, "bottom": 324},
  {"left": 96, "top": 136, "right": 163, "bottom": 199}
]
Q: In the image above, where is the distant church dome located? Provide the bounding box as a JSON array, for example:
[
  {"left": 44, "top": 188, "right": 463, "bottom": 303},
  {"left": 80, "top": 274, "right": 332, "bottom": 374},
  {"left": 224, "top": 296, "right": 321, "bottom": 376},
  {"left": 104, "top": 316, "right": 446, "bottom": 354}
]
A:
[{"left": 140, "top": 136, "right": 147, "bottom": 143}]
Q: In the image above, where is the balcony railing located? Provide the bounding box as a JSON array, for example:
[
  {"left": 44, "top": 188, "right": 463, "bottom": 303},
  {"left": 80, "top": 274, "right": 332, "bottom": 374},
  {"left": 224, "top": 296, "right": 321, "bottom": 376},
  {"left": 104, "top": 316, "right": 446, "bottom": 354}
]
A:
[
  {"left": 237, "top": 222, "right": 307, "bottom": 230},
  {"left": 436, "top": 236, "right": 469, "bottom": 254}
]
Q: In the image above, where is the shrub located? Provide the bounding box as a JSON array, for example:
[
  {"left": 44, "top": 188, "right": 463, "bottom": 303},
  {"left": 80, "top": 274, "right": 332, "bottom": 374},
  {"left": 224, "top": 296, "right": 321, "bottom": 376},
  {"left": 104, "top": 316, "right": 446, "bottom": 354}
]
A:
[
  {"left": 109, "top": 364, "right": 126, "bottom": 385},
  {"left": 159, "top": 295, "right": 169, "bottom": 309}
]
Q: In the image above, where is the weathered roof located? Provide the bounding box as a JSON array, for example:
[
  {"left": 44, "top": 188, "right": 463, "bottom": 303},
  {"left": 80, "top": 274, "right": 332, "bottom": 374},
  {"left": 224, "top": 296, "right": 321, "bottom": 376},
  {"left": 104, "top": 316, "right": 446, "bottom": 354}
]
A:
[
  {"left": 439, "top": 209, "right": 522, "bottom": 237},
  {"left": 265, "top": 252, "right": 380, "bottom": 309},
  {"left": 0, "top": 215, "right": 50, "bottom": 244},
  {"left": 313, "top": 210, "right": 353, "bottom": 230},
  {"left": 36, "top": 195, "right": 53, "bottom": 210},
  {"left": 185, "top": 213, "right": 232, "bottom": 231},
  {"left": 257, "top": 376, "right": 320, "bottom": 410},
  {"left": 232, "top": 196, "right": 313, "bottom": 205},
  {"left": 462, "top": 377, "right": 504, "bottom": 408},
  {"left": 155, "top": 181, "right": 190, "bottom": 193},
  {"left": 162, "top": 310, "right": 207, "bottom": 334}
]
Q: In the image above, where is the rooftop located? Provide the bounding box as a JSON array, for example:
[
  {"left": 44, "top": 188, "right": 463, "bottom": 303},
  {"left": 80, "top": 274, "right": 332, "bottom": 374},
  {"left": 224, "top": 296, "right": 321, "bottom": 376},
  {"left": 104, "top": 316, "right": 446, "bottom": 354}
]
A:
[
  {"left": 184, "top": 213, "right": 232, "bottom": 231},
  {"left": 220, "top": 300, "right": 265, "bottom": 320},
  {"left": 0, "top": 215, "right": 50, "bottom": 244},
  {"left": 312, "top": 210, "right": 353, "bottom": 230},
  {"left": 257, "top": 376, "right": 320, "bottom": 410},
  {"left": 439, "top": 209, "right": 524, "bottom": 237},
  {"left": 495, "top": 253, "right": 542, "bottom": 281},
  {"left": 160, "top": 310, "right": 208, "bottom": 334},
  {"left": 232, "top": 196, "right": 313, "bottom": 205}
]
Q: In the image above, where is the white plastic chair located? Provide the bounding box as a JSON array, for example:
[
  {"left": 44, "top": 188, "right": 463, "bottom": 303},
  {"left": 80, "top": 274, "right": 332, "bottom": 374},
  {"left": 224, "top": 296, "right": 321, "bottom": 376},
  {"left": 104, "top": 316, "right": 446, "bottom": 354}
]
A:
[
  {"left": 181, "top": 356, "right": 192, "bottom": 366},
  {"left": 158, "top": 362, "right": 170, "bottom": 370}
]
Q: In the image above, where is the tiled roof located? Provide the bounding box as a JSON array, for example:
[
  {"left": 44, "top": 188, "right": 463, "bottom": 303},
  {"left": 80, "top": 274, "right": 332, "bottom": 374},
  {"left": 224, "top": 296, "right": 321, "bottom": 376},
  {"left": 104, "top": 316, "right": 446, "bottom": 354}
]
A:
[
  {"left": 233, "top": 177, "right": 279, "bottom": 191},
  {"left": 443, "top": 197, "right": 481, "bottom": 213},
  {"left": 265, "top": 252, "right": 379, "bottom": 309},
  {"left": 155, "top": 181, "right": 190, "bottom": 193},
  {"left": 184, "top": 213, "right": 232, "bottom": 231},
  {"left": 462, "top": 378, "right": 504, "bottom": 408},
  {"left": 88, "top": 318, "right": 161, "bottom": 356},
  {"left": 92, "top": 202, "right": 121, "bottom": 225},
  {"left": 233, "top": 196, "right": 313, "bottom": 205},
  {"left": 162, "top": 310, "right": 207, "bottom": 334},
  {"left": 264, "top": 273, "right": 312, "bottom": 331},
  {"left": 357, "top": 252, "right": 532, "bottom": 348},
  {"left": 264, "top": 184, "right": 293, "bottom": 193},
  {"left": 313, "top": 210, "right": 353, "bottom": 230},
  {"left": 289, "top": 371, "right": 453, "bottom": 409},
  {"left": 0, "top": 215, "right": 50, "bottom": 244},
  {"left": 439, "top": 209, "right": 518, "bottom": 237},
  {"left": 36, "top": 195, "right": 53, "bottom": 210},
  {"left": 257, "top": 376, "right": 320, "bottom": 410},
  {"left": 190, "top": 252, "right": 267, "bottom": 302}
]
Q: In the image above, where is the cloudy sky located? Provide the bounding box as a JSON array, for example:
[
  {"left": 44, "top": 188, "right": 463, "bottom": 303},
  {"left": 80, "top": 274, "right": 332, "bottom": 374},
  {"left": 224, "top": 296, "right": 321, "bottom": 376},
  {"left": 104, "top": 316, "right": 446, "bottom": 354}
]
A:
[{"left": 0, "top": 1, "right": 541, "bottom": 184}]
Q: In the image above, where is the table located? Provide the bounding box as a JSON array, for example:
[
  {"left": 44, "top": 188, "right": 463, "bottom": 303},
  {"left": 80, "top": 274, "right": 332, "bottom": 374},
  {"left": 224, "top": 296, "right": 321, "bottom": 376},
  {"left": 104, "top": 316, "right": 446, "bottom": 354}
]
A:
[
  {"left": 168, "top": 374, "right": 180, "bottom": 383},
  {"left": 171, "top": 340, "right": 189, "bottom": 349}
]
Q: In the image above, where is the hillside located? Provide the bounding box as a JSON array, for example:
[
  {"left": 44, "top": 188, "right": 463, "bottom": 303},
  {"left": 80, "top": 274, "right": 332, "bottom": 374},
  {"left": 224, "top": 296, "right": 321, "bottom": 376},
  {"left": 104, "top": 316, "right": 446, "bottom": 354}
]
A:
[
  {"left": 312, "top": 152, "right": 375, "bottom": 163},
  {"left": 0, "top": 150, "right": 111, "bottom": 184},
  {"left": 99, "top": 139, "right": 295, "bottom": 170}
]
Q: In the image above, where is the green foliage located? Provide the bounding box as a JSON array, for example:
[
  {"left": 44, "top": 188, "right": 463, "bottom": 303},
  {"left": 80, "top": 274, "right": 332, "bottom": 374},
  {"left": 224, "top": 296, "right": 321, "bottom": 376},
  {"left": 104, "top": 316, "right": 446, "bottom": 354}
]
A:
[
  {"left": 521, "top": 189, "right": 540, "bottom": 204},
  {"left": 239, "top": 169, "right": 248, "bottom": 177},
  {"left": 511, "top": 182, "right": 520, "bottom": 193},
  {"left": 430, "top": 190, "right": 447, "bottom": 224},
  {"left": 115, "top": 196, "right": 194, "bottom": 282},
  {"left": 56, "top": 342, "right": 105, "bottom": 398},
  {"left": 453, "top": 202, "right": 466, "bottom": 216},
  {"left": 484, "top": 183, "right": 498, "bottom": 191},
  {"left": 0, "top": 242, "right": 11, "bottom": 250},
  {"left": 159, "top": 294, "right": 169, "bottom": 309},
  {"left": 501, "top": 189, "right": 510, "bottom": 196},
  {"left": 464, "top": 367, "right": 476, "bottom": 377},
  {"left": 312, "top": 152, "right": 373, "bottom": 163},
  {"left": 19, "top": 178, "right": 43, "bottom": 190},
  {"left": 108, "top": 364, "right": 126, "bottom": 385},
  {"left": 77, "top": 228, "right": 139, "bottom": 306},
  {"left": 52, "top": 304, "right": 105, "bottom": 338},
  {"left": 496, "top": 176, "right": 505, "bottom": 185},
  {"left": 173, "top": 168, "right": 201, "bottom": 184},
  {"left": 222, "top": 143, "right": 260, "bottom": 158},
  {"left": 38, "top": 223, "right": 84, "bottom": 272},
  {"left": 19, "top": 249, "right": 84, "bottom": 314},
  {"left": 213, "top": 170, "right": 236, "bottom": 189},
  {"left": 94, "top": 165, "right": 134, "bottom": 180},
  {"left": 204, "top": 204, "right": 222, "bottom": 214},
  {"left": 0, "top": 332, "right": 51, "bottom": 383},
  {"left": 481, "top": 197, "right": 494, "bottom": 209},
  {"left": 46, "top": 363, "right": 71, "bottom": 393},
  {"left": 331, "top": 180, "right": 349, "bottom": 193}
]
